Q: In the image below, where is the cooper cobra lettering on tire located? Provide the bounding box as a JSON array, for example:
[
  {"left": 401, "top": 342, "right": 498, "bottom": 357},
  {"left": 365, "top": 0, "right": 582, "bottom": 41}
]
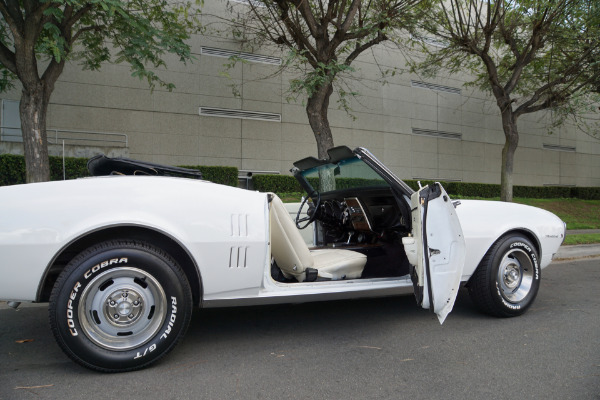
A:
[
  {"left": 48, "top": 240, "right": 192, "bottom": 372},
  {"left": 468, "top": 234, "right": 540, "bottom": 317}
]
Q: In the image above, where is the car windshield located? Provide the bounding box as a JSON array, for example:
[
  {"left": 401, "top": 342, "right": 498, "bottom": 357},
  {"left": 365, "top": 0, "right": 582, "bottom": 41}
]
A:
[{"left": 300, "top": 156, "right": 390, "bottom": 193}]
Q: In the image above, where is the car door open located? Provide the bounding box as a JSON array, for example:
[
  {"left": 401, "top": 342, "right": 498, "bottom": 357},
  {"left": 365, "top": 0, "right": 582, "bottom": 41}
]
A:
[{"left": 402, "top": 183, "right": 465, "bottom": 324}]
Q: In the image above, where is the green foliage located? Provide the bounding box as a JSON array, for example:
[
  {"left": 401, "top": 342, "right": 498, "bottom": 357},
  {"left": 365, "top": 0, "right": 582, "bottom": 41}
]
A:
[
  {"left": 252, "top": 174, "right": 600, "bottom": 200},
  {"left": 0, "top": 0, "right": 200, "bottom": 92},
  {"left": 405, "top": 180, "right": 590, "bottom": 199},
  {"left": 0, "top": 155, "right": 239, "bottom": 187},
  {"left": 277, "top": 192, "right": 304, "bottom": 202},
  {"left": 179, "top": 165, "right": 238, "bottom": 187},
  {"left": 563, "top": 233, "right": 600, "bottom": 245},
  {"left": 571, "top": 187, "right": 600, "bottom": 200},
  {"left": 412, "top": 0, "right": 600, "bottom": 132},
  {"left": 0, "top": 0, "right": 201, "bottom": 182},
  {"left": 252, "top": 175, "right": 386, "bottom": 193},
  {"left": 0, "top": 154, "right": 89, "bottom": 186},
  {"left": 49, "top": 157, "right": 90, "bottom": 181},
  {"left": 513, "top": 185, "right": 572, "bottom": 199},
  {"left": 0, "top": 154, "right": 26, "bottom": 186},
  {"left": 221, "top": 0, "right": 423, "bottom": 115},
  {"left": 252, "top": 174, "right": 303, "bottom": 193}
]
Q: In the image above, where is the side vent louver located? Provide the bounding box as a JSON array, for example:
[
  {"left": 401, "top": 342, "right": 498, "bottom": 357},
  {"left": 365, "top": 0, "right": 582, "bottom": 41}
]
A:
[
  {"left": 199, "top": 107, "right": 281, "bottom": 122},
  {"left": 229, "top": 247, "right": 248, "bottom": 269},
  {"left": 229, "top": 214, "right": 249, "bottom": 268},
  {"left": 412, "top": 128, "right": 462, "bottom": 140},
  {"left": 543, "top": 144, "right": 576, "bottom": 152},
  {"left": 411, "top": 81, "right": 461, "bottom": 95},
  {"left": 231, "top": 214, "right": 249, "bottom": 237},
  {"left": 201, "top": 46, "right": 281, "bottom": 65}
]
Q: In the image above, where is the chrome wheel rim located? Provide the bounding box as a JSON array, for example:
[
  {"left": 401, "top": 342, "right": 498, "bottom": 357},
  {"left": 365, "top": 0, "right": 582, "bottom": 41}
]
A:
[
  {"left": 78, "top": 267, "right": 167, "bottom": 351},
  {"left": 497, "top": 249, "right": 533, "bottom": 303}
]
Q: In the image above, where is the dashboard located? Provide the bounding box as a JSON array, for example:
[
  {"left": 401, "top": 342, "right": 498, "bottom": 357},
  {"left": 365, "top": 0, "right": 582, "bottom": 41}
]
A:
[{"left": 316, "top": 187, "right": 409, "bottom": 246}]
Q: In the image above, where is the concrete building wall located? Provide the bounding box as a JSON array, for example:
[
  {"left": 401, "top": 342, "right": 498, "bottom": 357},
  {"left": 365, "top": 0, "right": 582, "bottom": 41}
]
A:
[{"left": 1, "top": 1, "right": 599, "bottom": 187}]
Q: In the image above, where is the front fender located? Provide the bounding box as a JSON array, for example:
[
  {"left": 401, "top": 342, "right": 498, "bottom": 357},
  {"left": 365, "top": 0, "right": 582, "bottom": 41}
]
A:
[{"left": 456, "top": 200, "right": 565, "bottom": 279}]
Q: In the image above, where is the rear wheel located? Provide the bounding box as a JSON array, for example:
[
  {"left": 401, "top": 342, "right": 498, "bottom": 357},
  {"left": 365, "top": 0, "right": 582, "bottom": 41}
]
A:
[
  {"left": 49, "top": 240, "right": 192, "bottom": 372},
  {"left": 468, "top": 235, "right": 540, "bottom": 317}
]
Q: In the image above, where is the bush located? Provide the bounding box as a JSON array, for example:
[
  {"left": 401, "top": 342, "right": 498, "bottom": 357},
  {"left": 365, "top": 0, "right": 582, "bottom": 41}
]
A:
[
  {"left": 254, "top": 175, "right": 600, "bottom": 200},
  {"left": 179, "top": 165, "right": 238, "bottom": 187},
  {"left": 0, "top": 154, "right": 90, "bottom": 185},
  {"left": 0, "top": 154, "right": 26, "bottom": 186},
  {"left": 404, "top": 180, "right": 588, "bottom": 199},
  {"left": 513, "top": 185, "right": 572, "bottom": 199},
  {"left": 571, "top": 187, "right": 600, "bottom": 200},
  {"left": 252, "top": 174, "right": 303, "bottom": 193},
  {"left": 0, "top": 154, "right": 239, "bottom": 187},
  {"left": 404, "top": 180, "right": 501, "bottom": 198},
  {"left": 49, "top": 157, "right": 89, "bottom": 181}
]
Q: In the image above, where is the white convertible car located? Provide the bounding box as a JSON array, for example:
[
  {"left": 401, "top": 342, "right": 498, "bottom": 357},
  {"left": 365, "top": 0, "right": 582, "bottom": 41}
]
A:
[{"left": 0, "top": 146, "right": 565, "bottom": 372}]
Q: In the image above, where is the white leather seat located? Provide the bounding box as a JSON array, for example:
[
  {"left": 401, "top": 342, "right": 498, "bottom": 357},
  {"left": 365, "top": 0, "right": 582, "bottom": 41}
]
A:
[{"left": 269, "top": 194, "right": 366, "bottom": 282}]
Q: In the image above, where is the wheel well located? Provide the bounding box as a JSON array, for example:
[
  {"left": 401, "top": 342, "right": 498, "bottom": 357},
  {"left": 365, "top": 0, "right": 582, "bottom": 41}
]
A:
[
  {"left": 37, "top": 226, "right": 202, "bottom": 306},
  {"left": 502, "top": 229, "right": 541, "bottom": 258}
]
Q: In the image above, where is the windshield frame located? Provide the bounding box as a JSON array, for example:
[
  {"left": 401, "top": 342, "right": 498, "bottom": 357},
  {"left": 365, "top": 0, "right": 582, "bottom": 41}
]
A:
[{"left": 291, "top": 146, "right": 415, "bottom": 197}]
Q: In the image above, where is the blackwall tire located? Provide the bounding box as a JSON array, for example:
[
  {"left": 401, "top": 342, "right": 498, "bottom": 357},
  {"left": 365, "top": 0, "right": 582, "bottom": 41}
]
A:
[
  {"left": 468, "top": 235, "right": 540, "bottom": 318},
  {"left": 48, "top": 240, "right": 192, "bottom": 372}
]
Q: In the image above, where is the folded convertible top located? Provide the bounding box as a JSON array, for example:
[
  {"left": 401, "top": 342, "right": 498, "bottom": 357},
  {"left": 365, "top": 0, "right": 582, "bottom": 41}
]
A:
[{"left": 87, "top": 155, "right": 203, "bottom": 179}]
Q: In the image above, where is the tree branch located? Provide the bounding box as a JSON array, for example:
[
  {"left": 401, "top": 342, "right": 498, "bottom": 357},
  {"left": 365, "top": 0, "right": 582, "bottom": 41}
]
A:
[
  {"left": 0, "top": 40, "right": 16, "bottom": 73},
  {"left": 71, "top": 24, "right": 102, "bottom": 44},
  {"left": 344, "top": 30, "right": 387, "bottom": 66},
  {"left": 0, "top": 0, "right": 23, "bottom": 35},
  {"left": 281, "top": 0, "right": 320, "bottom": 39},
  {"left": 64, "top": 3, "right": 94, "bottom": 33}
]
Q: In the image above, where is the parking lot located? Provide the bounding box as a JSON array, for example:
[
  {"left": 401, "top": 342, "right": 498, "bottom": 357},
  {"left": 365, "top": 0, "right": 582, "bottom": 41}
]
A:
[{"left": 1, "top": 258, "right": 599, "bottom": 400}]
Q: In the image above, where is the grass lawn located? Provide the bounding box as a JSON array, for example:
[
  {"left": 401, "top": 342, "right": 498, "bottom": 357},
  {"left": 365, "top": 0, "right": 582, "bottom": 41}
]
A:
[
  {"left": 563, "top": 233, "right": 600, "bottom": 246},
  {"left": 513, "top": 198, "right": 600, "bottom": 230}
]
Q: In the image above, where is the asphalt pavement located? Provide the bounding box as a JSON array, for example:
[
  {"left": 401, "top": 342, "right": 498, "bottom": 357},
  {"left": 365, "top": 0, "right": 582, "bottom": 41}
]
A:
[
  {"left": 1, "top": 257, "right": 599, "bottom": 399},
  {"left": 0, "top": 240, "right": 598, "bottom": 399}
]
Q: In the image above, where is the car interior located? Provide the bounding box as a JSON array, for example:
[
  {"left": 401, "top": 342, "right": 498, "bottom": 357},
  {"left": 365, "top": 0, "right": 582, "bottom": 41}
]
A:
[{"left": 269, "top": 185, "right": 414, "bottom": 283}]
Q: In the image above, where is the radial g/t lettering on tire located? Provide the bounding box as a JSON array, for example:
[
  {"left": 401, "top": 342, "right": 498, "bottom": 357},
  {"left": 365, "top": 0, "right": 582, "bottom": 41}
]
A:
[
  {"left": 468, "top": 234, "right": 541, "bottom": 318},
  {"left": 49, "top": 240, "right": 192, "bottom": 372}
]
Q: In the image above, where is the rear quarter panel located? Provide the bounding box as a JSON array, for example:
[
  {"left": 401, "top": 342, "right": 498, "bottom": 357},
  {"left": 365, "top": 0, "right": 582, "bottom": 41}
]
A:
[{"left": 0, "top": 177, "right": 269, "bottom": 302}]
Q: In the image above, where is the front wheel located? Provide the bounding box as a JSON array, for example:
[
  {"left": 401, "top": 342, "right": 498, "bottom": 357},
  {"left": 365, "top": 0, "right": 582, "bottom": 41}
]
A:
[
  {"left": 468, "top": 235, "right": 540, "bottom": 317},
  {"left": 49, "top": 240, "right": 192, "bottom": 372}
]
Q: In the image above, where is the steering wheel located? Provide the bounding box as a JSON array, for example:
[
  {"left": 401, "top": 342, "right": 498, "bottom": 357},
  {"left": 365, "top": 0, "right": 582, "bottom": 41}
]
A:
[{"left": 295, "top": 192, "right": 321, "bottom": 230}]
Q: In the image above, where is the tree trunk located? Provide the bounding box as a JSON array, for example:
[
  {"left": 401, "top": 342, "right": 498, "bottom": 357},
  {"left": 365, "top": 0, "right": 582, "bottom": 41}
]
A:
[
  {"left": 305, "top": 82, "right": 336, "bottom": 192},
  {"left": 20, "top": 84, "right": 51, "bottom": 183},
  {"left": 500, "top": 110, "right": 519, "bottom": 202},
  {"left": 306, "top": 83, "right": 335, "bottom": 159}
]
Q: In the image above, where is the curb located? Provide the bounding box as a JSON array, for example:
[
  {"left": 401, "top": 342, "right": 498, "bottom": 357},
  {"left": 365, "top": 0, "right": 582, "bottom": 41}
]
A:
[{"left": 554, "top": 244, "right": 600, "bottom": 262}]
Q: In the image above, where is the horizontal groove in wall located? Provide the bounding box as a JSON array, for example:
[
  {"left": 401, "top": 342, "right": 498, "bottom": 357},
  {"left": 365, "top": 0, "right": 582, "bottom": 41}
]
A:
[
  {"left": 411, "top": 81, "right": 461, "bottom": 95},
  {"left": 199, "top": 107, "right": 281, "bottom": 122},
  {"left": 411, "top": 128, "right": 462, "bottom": 140},
  {"left": 543, "top": 144, "right": 576, "bottom": 152},
  {"left": 413, "top": 177, "right": 463, "bottom": 182},
  {"left": 230, "top": 0, "right": 265, "bottom": 7},
  {"left": 201, "top": 46, "right": 281, "bottom": 65},
  {"left": 411, "top": 34, "right": 449, "bottom": 48}
]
